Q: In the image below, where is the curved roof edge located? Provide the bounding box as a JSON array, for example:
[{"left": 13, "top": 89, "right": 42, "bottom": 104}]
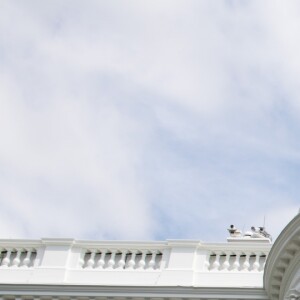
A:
[{"left": 264, "top": 211, "right": 300, "bottom": 300}]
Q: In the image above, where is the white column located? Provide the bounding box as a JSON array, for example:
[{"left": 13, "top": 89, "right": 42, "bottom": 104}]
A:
[
  {"left": 241, "top": 253, "right": 250, "bottom": 272},
  {"left": 148, "top": 250, "right": 158, "bottom": 270},
  {"left": 220, "top": 252, "right": 231, "bottom": 271},
  {"left": 127, "top": 251, "right": 137, "bottom": 270},
  {"left": 96, "top": 249, "right": 107, "bottom": 269},
  {"left": 1, "top": 249, "right": 11, "bottom": 267},
  {"left": 22, "top": 249, "right": 32, "bottom": 268},
  {"left": 107, "top": 250, "right": 116, "bottom": 269},
  {"left": 12, "top": 249, "right": 22, "bottom": 267},
  {"left": 137, "top": 250, "right": 147, "bottom": 270},
  {"left": 86, "top": 250, "right": 96, "bottom": 269},
  {"left": 211, "top": 252, "right": 221, "bottom": 271},
  {"left": 252, "top": 252, "right": 261, "bottom": 272},
  {"left": 117, "top": 250, "right": 127, "bottom": 269},
  {"left": 232, "top": 252, "right": 241, "bottom": 271}
]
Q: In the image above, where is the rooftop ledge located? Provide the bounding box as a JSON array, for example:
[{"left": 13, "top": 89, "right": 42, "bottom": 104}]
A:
[{"left": 0, "top": 238, "right": 272, "bottom": 288}]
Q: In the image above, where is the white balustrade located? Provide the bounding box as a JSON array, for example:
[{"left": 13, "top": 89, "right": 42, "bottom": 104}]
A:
[
  {"left": 0, "top": 238, "right": 271, "bottom": 287},
  {"left": 81, "top": 249, "right": 163, "bottom": 270},
  {"left": 207, "top": 250, "right": 268, "bottom": 272},
  {"left": 0, "top": 248, "right": 37, "bottom": 268}
]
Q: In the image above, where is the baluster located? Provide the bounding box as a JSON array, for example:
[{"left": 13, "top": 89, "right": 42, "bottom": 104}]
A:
[
  {"left": 86, "top": 250, "right": 96, "bottom": 269},
  {"left": 137, "top": 251, "right": 147, "bottom": 270},
  {"left": 203, "top": 259, "right": 210, "bottom": 271},
  {"left": 0, "top": 248, "right": 4, "bottom": 265},
  {"left": 107, "top": 250, "right": 116, "bottom": 269},
  {"left": 21, "top": 249, "right": 32, "bottom": 268},
  {"left": 31, "top": 250, "right": 37, "bottom": 267},
  {"left": 12, "top": 249, "right": 22, "bottom": 267},
  {"left": 211, "top": 252, "right": 221, "bottom": 271},
  {"left": 127, "top": 251, "right": 137, "bottom": 269},
  {"left": 96, "top": 249, "right": 107, "bottom": 269},
  {"left": 156, "top": 252, "right": 162, "bottom": 269},
  {"left": 261, "top": 254, "right": 267, "bottom": 271},
  {"left": 78, "top": 250, "right": 85, "bottom": 268},
  {"left": 148, "top": 250, "right": 158, "bottom": 270},
  {"left": 203, "top": 252, "right": 211, "bottom": 271},
  {"left": 117, "top": 250, "right": 127, "bottom": 269},
  {"left": 252, "top": 252, "right": 261, "bottom": 272},
  {"left": 232, "top": 252, "right": 241, "bottom": 271},
  {"left": 221, "top": 252, "right": 231, "bottom": 271},
  {"left": 241, "top": 253, "right": 250, "bottom": 271},
  {"left": 1, "top": 249, "right": 12, "bottom": 267}
]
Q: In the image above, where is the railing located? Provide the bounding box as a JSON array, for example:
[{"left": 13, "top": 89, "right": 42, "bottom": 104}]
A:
[
  {"left": 0, "top": 238, "right": 272, "bottom": 287},
  {"left": 80, "top": 249, "right": 163, "bottom": 270},
  {"left": 0, "top": 248, "right": 37, "bottom": 268},
  {"left": 205, "top": 251, "right": 267, "bottom": 272}
]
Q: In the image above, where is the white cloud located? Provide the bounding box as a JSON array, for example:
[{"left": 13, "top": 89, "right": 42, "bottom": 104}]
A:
[{"left": 0, "top": 1, "right": 300, "bottom": 241}]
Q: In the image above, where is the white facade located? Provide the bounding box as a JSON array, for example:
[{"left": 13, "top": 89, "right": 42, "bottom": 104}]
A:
[{"left": 0, "top": 214, "right": 299, "bottom": 300}]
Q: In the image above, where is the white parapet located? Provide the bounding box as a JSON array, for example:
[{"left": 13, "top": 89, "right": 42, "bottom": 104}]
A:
[{"left": 0, "top": 238, "right": 271, "bottom": 287}]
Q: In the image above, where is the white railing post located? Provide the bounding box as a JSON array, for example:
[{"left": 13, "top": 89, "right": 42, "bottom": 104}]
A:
[
  {"left": 1, "top": 249, "right": 11, "bottom": 267},
  {"left": 232, "top": 251, "right": 241, "bottom": 271},
  {"left": 96, "top": 249, "right": 107, "bottom": 269},
  {"left": 220, "top": 251, "right": 231, "bottom": 271},
  {"left": 252, "top": 252, "right": 261, "bottom": 272},
  {"left": 21, "top": 249, "right": 32, "bottom": 268},
  {"left": 86, "top": 250, "right": 96, "bottom": 269},
  {"left": 107, "top": 250, "right": 116, "bottom": 269},
  {"left": 211, "top": 252, "right": 221, "bottom": 271},
  {"left": 137, "top": 250, "right": 147, "bottom": 270},
  {"left": 148, "top": 250, "right": 158, "bottom": 270},
  {"left": 117, "top": 250, "right": 126, "bottom": 269},
  {"left": 12, "top": 249, "right": 22, "bottom": 267},
  {"left": 241, "top": 253, "right": 251, "bottom": 272},
  {"left": 157, "top": 240, "right": 198, "bottom": 286},
  {"left": 127, "top": 250, "right": 137, "bottom": 270},
  {"left": 32, "top": 238, "right": 74, "bottom": 283}
]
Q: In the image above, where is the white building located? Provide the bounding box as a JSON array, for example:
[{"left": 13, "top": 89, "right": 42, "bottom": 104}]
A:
[{"left": 0, "top": 213, "right": 299, "bottom": 300}]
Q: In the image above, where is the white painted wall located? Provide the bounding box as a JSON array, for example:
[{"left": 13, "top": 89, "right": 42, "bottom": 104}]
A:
[{"left": 0, "top": 238, "right": 271, "bottom": 287}]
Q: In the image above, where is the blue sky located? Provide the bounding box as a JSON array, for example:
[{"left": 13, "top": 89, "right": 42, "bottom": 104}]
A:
[{"left": 0, "top": 0, "right": 299, "bottom": 242}]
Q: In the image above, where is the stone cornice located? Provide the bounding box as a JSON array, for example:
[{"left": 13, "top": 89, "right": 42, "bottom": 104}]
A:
[
  {"left": 42, "top": 238, "right": 75, "bottom": 246},
  {"left": 0, "top": 284, "right": 269, "bottom": 299},
  {"left": 201, "top": 242, "right": 271, "bottom": 252},
  {"left": 75, "top": 240, "right": 168, "bottom": 249},
  {"left": 0, "top": 238, "right": 272, "bottom": 250},
  {"left": 0, "top": 239, "right": 42, "bottom": 247}
]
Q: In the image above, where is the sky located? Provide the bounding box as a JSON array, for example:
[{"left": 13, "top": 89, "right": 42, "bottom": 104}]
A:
[{"left": 0, "top": 0, "right": 299, "bottom": 242}]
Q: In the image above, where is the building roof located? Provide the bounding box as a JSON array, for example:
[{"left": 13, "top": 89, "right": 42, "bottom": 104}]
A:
[{"left": 0, "top": 214, "right": 299, "bottom": 300}]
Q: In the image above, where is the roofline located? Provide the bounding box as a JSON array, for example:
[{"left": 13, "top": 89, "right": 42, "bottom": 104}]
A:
[{"left": 0, "top": 284, "right": 269, "bottom": 299}]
